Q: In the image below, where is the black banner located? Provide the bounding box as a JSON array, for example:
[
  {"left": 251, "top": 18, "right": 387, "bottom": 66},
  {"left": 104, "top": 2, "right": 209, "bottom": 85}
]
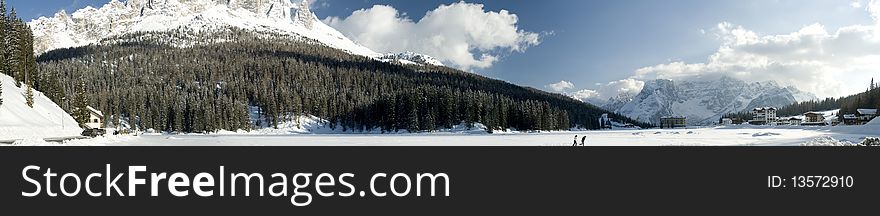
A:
[{"left": 1, "top": 147, "right": 876, "bottom": 215}]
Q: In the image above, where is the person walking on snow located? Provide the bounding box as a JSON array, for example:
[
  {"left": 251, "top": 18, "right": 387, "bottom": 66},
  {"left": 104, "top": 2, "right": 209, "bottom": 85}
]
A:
[
  {"left": 581, "top": 135, "right": 586, "bottom": 146},
  {"left": 573, "top": 135, "right": 578, "bottom": 146}
]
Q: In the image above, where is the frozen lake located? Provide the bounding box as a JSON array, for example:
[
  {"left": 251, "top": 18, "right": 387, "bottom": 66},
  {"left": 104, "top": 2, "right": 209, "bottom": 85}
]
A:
[{"left": 51, "top": 125, "right": 878, "bottom": 146}]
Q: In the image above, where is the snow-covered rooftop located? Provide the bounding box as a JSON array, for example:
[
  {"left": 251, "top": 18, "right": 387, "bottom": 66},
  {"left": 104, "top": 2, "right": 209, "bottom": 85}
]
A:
[
  {"left": 86, "top": 106, "right": 104, "bottom": 117},
  {"left": 660, "top": 116, "right": 687, "bottom": 119},
  {"left": 753, "top": 107, "right": 777, "bottom": 111},
  {"left": 857, "top": 109, "right": 877, "bottom": 115}
]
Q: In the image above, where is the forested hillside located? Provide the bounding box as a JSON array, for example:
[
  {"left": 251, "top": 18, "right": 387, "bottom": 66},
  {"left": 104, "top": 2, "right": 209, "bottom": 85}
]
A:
[{"left": 32, "top": 29, "right": 651, "bottom": 133}]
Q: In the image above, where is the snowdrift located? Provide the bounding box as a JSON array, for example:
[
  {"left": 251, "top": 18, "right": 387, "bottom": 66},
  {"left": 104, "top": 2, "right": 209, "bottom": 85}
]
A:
[
  {"left": 826, "top": 117, "right": 880, "bottom": 135},
  {"left": 0, "top": 73, "right": 81, "bottom": 140}
]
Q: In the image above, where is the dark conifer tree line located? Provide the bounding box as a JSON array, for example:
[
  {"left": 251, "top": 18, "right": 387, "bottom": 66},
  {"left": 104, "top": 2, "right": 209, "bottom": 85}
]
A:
[
  {"left": 33, "top": 28, "right": 651, "bottom": 133},
  {"left": 833, "top": 81, "right": 880, "bottom": 117},
  {"left": 0, "top": 0, "right": 38, "bottom": 107},
  {"left": 774, "top": 98, "right": 842, "bottom": 117}
]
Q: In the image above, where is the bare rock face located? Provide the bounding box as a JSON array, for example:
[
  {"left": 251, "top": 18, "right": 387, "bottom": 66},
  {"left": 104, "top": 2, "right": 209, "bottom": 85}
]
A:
[
  {"left": 296, "top": 0, "right": 314, "bottom": 29},
  {"left": 217, "top": 0, "right": 299, "bottom": 19}
]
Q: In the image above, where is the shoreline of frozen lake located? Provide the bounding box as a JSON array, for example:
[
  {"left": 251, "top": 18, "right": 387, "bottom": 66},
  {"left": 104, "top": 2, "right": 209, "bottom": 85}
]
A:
[{"left": 23, "top": 126, "right": 870, "bottom": 146}]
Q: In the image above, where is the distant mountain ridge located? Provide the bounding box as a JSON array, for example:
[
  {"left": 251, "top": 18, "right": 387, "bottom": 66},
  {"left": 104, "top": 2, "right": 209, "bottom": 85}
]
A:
[
  {"left": 604, "top": 76, "right": 818, "bottom": 125},
  {"left": 27, "top": 0, "right": 443, "bottom": 66}
]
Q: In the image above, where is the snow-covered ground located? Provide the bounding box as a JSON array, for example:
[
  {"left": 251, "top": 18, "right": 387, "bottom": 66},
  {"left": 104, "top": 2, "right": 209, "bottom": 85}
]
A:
[
  {"left": 8, "top": 120, "right": 874, "bottom": 146},
  {"left": 122, "top": 127, "right": 829, "bottom": 146},
  {"left": 0, "top": 74, "right": 82, "bottom": 141}
]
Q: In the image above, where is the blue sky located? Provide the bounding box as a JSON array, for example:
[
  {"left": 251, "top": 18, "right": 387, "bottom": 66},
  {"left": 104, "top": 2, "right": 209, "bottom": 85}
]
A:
[{"left": 6, "top": 0, "right": 879, "bottom": 98}]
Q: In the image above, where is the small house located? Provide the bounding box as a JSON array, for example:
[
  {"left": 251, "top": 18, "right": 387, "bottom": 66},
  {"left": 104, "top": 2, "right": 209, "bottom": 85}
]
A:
[
  {"left": 660, "top": 116, "right": 686, "bottom": 129},
  {"left": 720, "top": 118, "right": 733, "bottom": 125},
  {"left": 730, "top": 117, "right": 744, "bottom": 125},
  {"left": 787, "top": 117, "right": 802, "bottom": 126},
  {"left": 857, "top": 109, "right": 877, "bottom": 124},
  {"left": 802, "top": 112, "right": 826, "bottom": 126},
  {"left": 843, "top": 114, "right": 858, "bottom": 125},
  {"left": 775, "top": 118, "right": 789, "bottom": 125},
  {"left": 84, "top": 106, "right": 104, "bottom": 129}
]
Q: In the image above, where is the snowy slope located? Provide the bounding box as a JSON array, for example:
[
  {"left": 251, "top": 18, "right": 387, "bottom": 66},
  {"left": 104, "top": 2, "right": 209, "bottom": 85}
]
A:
[
  {"left": 598, "top": 92, "right": 634, "bottom": 111},
  {"left": 0, "top": 74, "right": 82, "bottom": 140},
  {"left": 28, "top": 0, "right": 443, "bottom": 66},
  {"left": 614, "top": 76, "right": 818, "bottom": 125}
]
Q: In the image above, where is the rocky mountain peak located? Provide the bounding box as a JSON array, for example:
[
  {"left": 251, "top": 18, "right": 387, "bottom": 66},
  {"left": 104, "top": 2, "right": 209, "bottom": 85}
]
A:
[
  {"left": 28, "top": 0, "right": 446, "bottom": 67},
  {"left": 612, "top": 76, "right": 817, "bottom": 125},
  {"left": 28, "top": 0, "right": 371, "bottom": 55}
]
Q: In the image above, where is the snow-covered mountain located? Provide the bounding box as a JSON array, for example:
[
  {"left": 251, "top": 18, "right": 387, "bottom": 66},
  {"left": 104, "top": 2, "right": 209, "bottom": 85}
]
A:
[
  {"left": 0, "top": 74, "right": 82, "bottom": 140},
  {"left": 609, "top": 76, "right": 818, "bottom": 125},
  {"left": 599, "top": 92, "right": 635, "bottom": 112},
  {"left": 378, "top": 52, "right": 444, "bottom": 66},
  {"left": 28, "top": 0, "right": 442, "bottom": 66}
]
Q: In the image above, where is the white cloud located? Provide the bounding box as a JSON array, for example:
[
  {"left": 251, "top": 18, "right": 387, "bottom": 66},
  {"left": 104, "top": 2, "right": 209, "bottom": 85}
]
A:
[
  {"left": 550, "top": 79, "right": 645, "bottom": 104},
  {"left": 569, "top": 89, "right": 600, "bottom": 102},
  {"left": 631, "top": 1, "right": 880, "bottom": 98},
  {"left": 597, "top": 79, "right": 645, "bottom": 98},
  {"left": 575, "top": 79, "right": 645, "bottom": 101},
  {"left": 324, "top": 2, "right": 542, "bottom": 70},
  {"left": 869, "top": 0, "right": 880, "bottom": 22},
  {"left": 545, "top": 80, "right": 575, "bottom": 92},
  {"left": 852, "top": 0, "right": 862, "bottom": 8}
]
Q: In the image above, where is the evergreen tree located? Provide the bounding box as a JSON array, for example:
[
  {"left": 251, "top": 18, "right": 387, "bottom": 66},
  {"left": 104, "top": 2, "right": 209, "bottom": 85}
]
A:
[
  {"left": 871, "top": 78, "right": 875, "bottom": 91},
  {"left": 0, "top": 0, "right": 8, "bottom": 78},
  {"left": 17, "top": 12, "right": 34, "bottom": 108},
  {"left": 73, "top": 79, "right": 89, "bottom": 125},
  {"left": 24, "top": 83, "right": 33, "bottom": 108},
  {"left": 19, "top": 16, "right": 36, "bottom": 87},
  {"left": 5, "top": 8, "right": 21, "bottom": 83}
]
